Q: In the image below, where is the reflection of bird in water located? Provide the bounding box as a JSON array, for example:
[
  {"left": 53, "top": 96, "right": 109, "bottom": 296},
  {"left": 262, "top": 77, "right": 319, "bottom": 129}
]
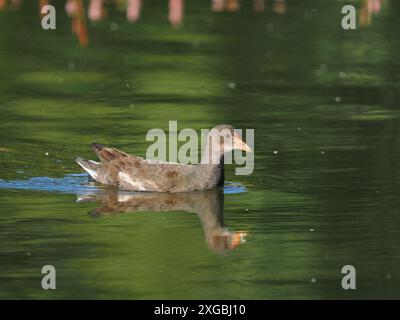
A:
[{"left": 77, "top": 188, "right": 248, "bottom": 253}]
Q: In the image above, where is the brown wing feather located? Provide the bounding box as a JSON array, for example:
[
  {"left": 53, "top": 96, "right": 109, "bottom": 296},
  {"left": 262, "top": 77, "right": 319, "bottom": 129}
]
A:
[
  {"left": 91, "top": 143, "right": 131, "bottom": 163},
  {"left": 86, "top": 143, "right": 221, "bottom": 192}
]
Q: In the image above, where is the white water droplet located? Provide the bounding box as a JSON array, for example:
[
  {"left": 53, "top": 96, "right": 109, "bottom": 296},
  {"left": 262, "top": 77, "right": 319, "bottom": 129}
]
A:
[
  {"left": 110, "top": 22, "right": 119, "bottom": 31},
  {"left": 266, "top": 23, "right": 274, "bottom": 32},
  {"left": 320, "top": 64, "right": 328, "bottom": 72}
]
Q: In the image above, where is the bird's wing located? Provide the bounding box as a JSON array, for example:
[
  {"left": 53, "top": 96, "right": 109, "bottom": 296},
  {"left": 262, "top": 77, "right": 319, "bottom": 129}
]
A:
[{"left": 90, "top": 143, "right": 141, "bottom": 163}]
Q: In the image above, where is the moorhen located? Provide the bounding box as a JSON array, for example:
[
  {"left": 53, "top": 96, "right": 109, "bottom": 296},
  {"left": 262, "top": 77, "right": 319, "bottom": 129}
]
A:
[{"left": 75, "top": 124, "right": 252, "bottom": 192}]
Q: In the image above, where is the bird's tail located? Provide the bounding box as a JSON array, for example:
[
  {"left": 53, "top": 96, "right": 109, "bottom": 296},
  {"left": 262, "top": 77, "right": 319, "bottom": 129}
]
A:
[{"left": 75, "top": 157, "right": 101, "bottom": 181}]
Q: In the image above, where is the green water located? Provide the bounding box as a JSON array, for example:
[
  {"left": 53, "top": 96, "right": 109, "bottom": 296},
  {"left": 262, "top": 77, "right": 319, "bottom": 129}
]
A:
[{"left": 1, "top": 0, "right": 400, "bottom": 299}]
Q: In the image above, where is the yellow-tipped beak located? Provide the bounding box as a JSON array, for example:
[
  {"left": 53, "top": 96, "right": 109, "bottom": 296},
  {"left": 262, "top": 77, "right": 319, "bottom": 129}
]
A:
[
  {"left": 233, "top": 132, "right": 252, "bottom": 152},
  {"left": 230, "top": 231, "right": 248, "bottom": 249}
]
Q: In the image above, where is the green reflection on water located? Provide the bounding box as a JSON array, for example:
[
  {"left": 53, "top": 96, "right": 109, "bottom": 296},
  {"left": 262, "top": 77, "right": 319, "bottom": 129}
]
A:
[{"left": 0, "top": 0, "right": 400, "bottom": 299}]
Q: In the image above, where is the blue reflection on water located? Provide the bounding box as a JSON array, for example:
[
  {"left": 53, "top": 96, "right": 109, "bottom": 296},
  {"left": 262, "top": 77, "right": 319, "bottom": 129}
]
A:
[{"left": 0, "top": 173, "right": 247, "bottom": 195}]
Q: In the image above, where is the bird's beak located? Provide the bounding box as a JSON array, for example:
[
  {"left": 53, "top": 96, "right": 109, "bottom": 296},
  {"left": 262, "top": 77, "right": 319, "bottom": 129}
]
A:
[
  {"left": 230, "top": 231, "right": 248, "bottom": 249},
  {"left": 233, "top": 132, "right": 252, "bottom": 152}
]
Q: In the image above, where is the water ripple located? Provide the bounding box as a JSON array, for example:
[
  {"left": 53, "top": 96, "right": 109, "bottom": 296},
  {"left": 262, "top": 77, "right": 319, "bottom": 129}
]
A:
[{"left": 0, "top": 173, "right": 247, "bottom": 195}]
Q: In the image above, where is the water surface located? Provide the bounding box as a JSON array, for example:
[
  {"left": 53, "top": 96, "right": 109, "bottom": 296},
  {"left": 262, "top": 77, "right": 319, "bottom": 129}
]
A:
[{"left": 0, "top": 0, "right": 400, "bottom": 299}]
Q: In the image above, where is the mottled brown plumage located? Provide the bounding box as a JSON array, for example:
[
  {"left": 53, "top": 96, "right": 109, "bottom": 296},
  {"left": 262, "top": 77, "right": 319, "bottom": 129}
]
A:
[{"left": 75, "top": 124, "right": 251, "bottom": 192}]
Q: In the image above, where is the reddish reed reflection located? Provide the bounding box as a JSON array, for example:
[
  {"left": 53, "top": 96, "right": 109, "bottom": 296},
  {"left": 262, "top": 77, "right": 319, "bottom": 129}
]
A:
[
  {"left": 253, "top": 0, "right": 265, "bottom": 13},
  {"left": 70, "top": 0, "right": 89, "bottom": 46},
  {"left": 0, "top": 0, "right": 387, "bottom": 46},
  {"left": 273, "top": 0, "right": 286, "bottom": 15},
  {"left": 127, "top": 0, "right": 142, "bottom": 22},
  {"left": 89, "top": 0, "right": 106, "bottom": 22},
  {"left": 39, "top": 0, "right": 48, "bottom": 15},
  {"left": 169, "top": 0, "right": 184, "bottom": 27},
  {"left": 360, "top": 0, "right": 384, "bottom": 26}
]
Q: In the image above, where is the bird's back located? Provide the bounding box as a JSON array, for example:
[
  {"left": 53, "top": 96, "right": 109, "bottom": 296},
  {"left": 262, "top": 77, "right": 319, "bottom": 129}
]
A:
[{"left": 76, "top": 143, "right": 223, "bottom": 192}]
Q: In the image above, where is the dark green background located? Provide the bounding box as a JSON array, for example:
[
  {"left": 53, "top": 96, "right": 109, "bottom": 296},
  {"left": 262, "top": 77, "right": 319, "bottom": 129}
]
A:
[{"left": 0, "top": 0, "right": 399, "bottom": 299}]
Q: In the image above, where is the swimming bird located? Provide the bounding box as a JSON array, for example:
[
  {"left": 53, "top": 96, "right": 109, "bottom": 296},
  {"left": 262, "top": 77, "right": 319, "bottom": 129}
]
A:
[{"left": 75, "top": 124, "right": 252, "bottom": 192}]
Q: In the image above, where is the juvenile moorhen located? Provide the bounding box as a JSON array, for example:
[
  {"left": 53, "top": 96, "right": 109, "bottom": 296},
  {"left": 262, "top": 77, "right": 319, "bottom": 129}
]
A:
[{"left": 75, "top": 124, "right": 252, "bottom": 192}]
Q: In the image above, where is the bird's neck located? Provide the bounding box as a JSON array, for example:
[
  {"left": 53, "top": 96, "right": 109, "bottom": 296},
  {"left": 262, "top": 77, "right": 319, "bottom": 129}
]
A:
[
  {"left": 200, "top": 142, "right": 225, "bottom": 186},
  {"left": 201, "top": 139, "right": 224, "bottom": 165}
]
